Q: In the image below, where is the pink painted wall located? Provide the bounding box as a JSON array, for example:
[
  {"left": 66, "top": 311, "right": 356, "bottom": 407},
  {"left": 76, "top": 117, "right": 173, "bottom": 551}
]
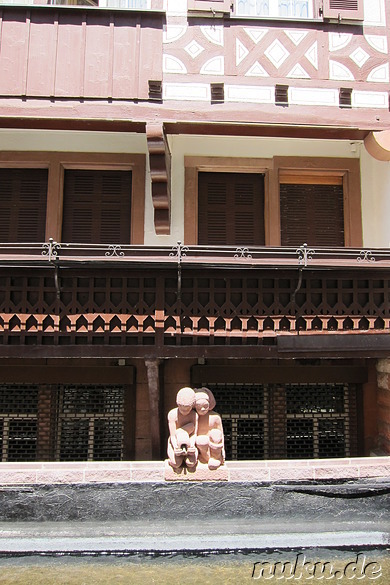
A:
[{"left": 0, "top": 8, "right": 163, "bottom": 99}]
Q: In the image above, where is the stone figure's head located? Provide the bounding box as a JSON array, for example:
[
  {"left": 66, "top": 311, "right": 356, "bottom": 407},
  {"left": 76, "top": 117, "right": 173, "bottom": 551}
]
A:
[
  {"left": 176, "top": 386, "right": 196, "bottom": 415},
  {"left": 195, "top": 387, "right": 216, "bottom": 416}
]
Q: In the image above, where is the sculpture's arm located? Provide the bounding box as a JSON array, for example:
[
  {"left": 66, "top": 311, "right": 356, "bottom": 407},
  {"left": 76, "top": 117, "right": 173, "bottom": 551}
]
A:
[
  {"left": 210, "top": 413, "right": 225, "bottom": 444},
  {"left": 189, "top": 413, "right": 199, "bottom": 448},
  {"left": 167, "top": 410, "right": 181, "bottom": 451}
]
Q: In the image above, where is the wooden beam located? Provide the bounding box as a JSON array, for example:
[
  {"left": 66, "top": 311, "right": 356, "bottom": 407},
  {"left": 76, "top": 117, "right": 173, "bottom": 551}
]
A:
[
  {"left": 0, "top": 339, "right": 389, "bottom": 359},
  {"left": 192, "top": 365, "right": 368, "bottom": 385},
  {"left": 0, "top": 365, "right": 135, "bottom": 384},
  {"left": 146, "top": 122, "right": 171, "bottom": 235}
]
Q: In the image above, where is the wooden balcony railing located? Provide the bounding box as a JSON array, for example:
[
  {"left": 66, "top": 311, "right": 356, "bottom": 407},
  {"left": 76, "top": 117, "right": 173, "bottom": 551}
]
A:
[{"left": 1, "top": 243, "right": 390, "bottom": 356}]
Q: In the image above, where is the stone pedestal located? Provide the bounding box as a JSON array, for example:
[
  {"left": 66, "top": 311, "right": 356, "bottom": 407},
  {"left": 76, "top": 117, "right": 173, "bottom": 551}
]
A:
[{"left": 164, "top": 460, "right": 229, "bottom": 481}]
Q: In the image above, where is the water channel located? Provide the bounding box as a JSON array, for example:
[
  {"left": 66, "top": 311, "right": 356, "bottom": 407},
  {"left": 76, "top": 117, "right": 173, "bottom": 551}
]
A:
[{"left": 0, "top": 548, "right": 389, "bottom": 584}]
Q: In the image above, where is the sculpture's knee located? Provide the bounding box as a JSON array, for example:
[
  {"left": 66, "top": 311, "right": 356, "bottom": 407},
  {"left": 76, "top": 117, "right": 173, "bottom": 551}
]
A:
[
  {"left": 209, "top": 428, "right": 223, "bottom": 449},
  {"left": 196, "top": 434, "right": 209, "bottom": 448}
]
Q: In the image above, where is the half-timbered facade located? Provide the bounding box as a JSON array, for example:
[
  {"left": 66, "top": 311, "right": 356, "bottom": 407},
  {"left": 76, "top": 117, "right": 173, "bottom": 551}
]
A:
[{"left": 0, "top": 0, "right": 389, "bottom": 465}]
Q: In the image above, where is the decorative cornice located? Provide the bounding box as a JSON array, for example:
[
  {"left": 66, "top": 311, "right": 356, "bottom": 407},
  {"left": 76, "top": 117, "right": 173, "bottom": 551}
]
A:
[{"left": 146, "top": 122, "right": 171, "bottom": 235}]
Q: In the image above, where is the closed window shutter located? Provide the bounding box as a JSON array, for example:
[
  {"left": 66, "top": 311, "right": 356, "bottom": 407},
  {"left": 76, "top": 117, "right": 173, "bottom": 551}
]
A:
[
  {"left": 280, "top": 183, "right": 344, "bottom": 247},
  {"left": 198, "top": 172, "right": 265, "bottom": 246},
  {"left": 62, "top": 170, "right": 132, "bottom": 244},
  {"left": 322, "top": 0, "right": 363, "bottom": 21},
  {"left": 0, "top": 168, "right": 48, "bottom": 242}
]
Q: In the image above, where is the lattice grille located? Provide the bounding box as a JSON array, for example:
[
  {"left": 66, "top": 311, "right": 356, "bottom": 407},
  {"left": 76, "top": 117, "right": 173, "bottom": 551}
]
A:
[
  {"left": 286, "top": 384, "right": 344, "bottom": 414},
  {"left": 57, "top": 384, "right": 125, "bottom": 461},
  {"left": 7, "top": 419, "right": 38, "bottom": 462},
  {"left": 200, "top": 381, "right": 356, "bottom": 460},
  {"left": 286, "top": 383, "right": 350, "bottom": 459},
  {"left": 207, "top": 384, "right": 268, "bottom": 459},
  {"left": 0, "top": 384, "right": 38, "bottom": 462},
  {"left": 287, "top": 418, "right": 314, "bottom": 459}
]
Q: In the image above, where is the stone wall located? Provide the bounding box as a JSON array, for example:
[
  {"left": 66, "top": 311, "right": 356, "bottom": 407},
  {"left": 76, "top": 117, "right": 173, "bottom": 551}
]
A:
[
  {"left": 0, "top": 457, "right": 389, "bottom": 486},
  {"left": 376, "top": 359, "right": 390, "bottom": 454}
]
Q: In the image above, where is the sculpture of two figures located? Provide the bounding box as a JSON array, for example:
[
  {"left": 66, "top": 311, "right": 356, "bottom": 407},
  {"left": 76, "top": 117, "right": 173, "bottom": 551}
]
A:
[{"left": 167, "top": 386, "right": 225, "bottom": 471}]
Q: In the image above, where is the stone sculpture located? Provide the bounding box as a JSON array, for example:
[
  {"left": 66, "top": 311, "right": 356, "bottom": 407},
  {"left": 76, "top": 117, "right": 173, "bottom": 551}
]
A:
[
  {"left": 167, "top": 386, "right": 225, "bottom": 471},
  {"left": 194, "top": 387, "right": 225, "bottom": 470},
  {"left": 167, "top": 386, "right": 198, "bottom": 469}
]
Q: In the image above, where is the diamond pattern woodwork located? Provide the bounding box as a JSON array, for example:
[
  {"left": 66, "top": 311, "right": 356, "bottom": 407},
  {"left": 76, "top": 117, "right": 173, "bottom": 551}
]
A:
[{"left": 163, "top": 20, "right": 390, "bottom": 87}]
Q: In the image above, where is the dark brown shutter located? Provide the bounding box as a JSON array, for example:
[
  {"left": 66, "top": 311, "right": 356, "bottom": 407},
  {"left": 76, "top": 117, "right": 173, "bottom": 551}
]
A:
[
  {"left": 322, "top": 0, "right": 364, "bottom": 21},
  {"left": 280, "top": 183, "right": 344, "bottom": 247},
  {"left": 198, "top": 172, "right": 265, "bottom": 246},
  {"left": 188, "top": 0, "right": 231, "bottom": 12},
  {"left": 62, "top": 170, "right": 132, "bottom": 244},
  {"left": 0, "top": 168, "right": 48, "bottom": 242}
]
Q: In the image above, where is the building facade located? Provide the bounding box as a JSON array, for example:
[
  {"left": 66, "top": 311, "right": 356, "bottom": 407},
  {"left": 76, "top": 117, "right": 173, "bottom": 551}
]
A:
[{"left": 0, "top": 0, "right": 389, "bottom": 465}]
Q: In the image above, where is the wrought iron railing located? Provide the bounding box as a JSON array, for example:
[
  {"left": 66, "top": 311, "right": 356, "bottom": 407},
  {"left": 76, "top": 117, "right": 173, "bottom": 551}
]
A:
[{"left": 0, "top": 240, "right": 388, "bottom": 269}]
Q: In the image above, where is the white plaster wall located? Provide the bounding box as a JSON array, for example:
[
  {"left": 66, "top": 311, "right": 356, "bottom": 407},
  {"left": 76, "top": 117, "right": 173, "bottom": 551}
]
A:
[
  {"left": 0, "top": 129, "right": 147, "bottom": 154},
  {"left": 360, "top": 148, "right": 390, "bottom": 247}
]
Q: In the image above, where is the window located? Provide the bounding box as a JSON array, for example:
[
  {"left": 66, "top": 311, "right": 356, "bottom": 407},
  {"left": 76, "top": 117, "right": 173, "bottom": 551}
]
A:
[
  {"left": 191, "top": 367, "right": 361, "bottom": 460},
  {"left": 280, "top": 179, "right": 344, "bottom": 247},
  {"left": 0, "top": 384, "right": 38, "bottom": 462},
  {"left": 0, "top": 152, "right": 145, "bottom": 245},
  {"left": 234, "top": 0, "right": 363, "bottom": 20},
  {"left": 198, "top": 172, "right": 265, "bottom": 246},
  {"left": 102, "top": 0, "right": 151, "bottom": 8},
  {"left": 57, "top": 384, "right": 126, "bottom": 461},
  {"left": 209, "top": 383, "right": 269, "bottom": 459},
  {"left": 185, "top": 156, "right": 362, "bottom": 248},
  {"left": 0, "top": 367, "right": 135, "bottom": 462},
  {"left": 62, "top": 170, "right": 132, "bottom": 244},
  {"left": 236, "top": 0, "right": 313, "bottom": 18},
  {"left": 286, "top": 383, "right": 351, "bottom": 459},
  {"left": 0, "top": 168, "right": 48, "bottom": 243}
]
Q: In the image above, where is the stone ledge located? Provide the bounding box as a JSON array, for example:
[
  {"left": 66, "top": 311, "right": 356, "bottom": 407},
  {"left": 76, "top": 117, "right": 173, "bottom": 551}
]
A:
[
  {"left": 164, "top": 460, "right": 229, "bottom": 481},
  {"left": 0, "top": 457, "right": 389, "bottom": 485}
]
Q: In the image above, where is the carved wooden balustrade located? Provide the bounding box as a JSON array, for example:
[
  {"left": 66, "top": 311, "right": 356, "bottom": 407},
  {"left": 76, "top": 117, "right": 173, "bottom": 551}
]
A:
[{"left": 0, "top": 243, "right": 390, "bottom": 354}]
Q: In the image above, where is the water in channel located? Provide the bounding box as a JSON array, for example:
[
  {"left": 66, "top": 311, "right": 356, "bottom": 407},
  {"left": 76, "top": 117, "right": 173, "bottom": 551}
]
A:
[{"left": 0, "top": 548, "right": 389, "bottom": 585}]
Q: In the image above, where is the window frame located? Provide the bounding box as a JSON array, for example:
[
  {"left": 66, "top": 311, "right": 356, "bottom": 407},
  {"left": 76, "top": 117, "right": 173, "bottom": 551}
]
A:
[
  {"left": 0, "top": 152, "right": 146, "bottom": 244},
  {"left": 184, "top": 155, "right": 362, "bottom": 247}
]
